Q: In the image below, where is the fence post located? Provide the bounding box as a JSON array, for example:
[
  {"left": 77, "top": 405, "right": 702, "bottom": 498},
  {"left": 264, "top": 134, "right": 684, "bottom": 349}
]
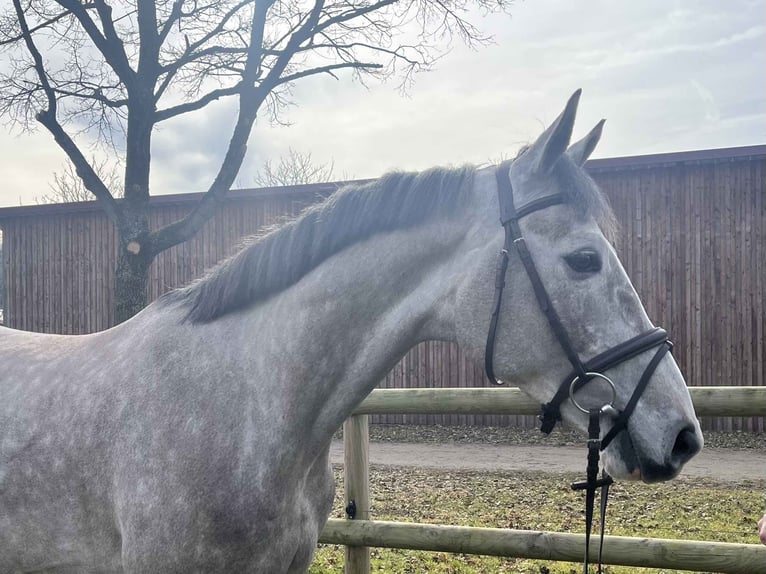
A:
[{"left": 343, "top": 414, "right": 370, "bottom": 574}]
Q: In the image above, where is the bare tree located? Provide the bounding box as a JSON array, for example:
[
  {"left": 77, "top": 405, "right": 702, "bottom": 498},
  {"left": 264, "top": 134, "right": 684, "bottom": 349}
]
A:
[
  {"left": 37, "top": 157, "right": 123, "bottom": 204},
  {"left": 0, "top": 0, "right": 512, "bottom": 323},
  {"left": 252, "top": 148, "right": 341, "bottom": 187}
]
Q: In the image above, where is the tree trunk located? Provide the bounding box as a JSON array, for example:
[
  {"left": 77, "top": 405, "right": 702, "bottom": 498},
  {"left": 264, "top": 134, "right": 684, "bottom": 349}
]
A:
[
  {"left": 115, "top": 86, "right": 155, "bottom": 325},
  {"left": 114, "top": 238, "right": 153, "bottom": 325}
]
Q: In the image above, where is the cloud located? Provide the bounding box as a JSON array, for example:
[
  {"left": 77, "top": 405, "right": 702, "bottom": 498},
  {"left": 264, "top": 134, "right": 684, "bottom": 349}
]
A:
[
  {"left": 0, "top": 130, "right": 69, "bottom": 206},
  {"left": 690, "top": 80, "right": 720, "bottom": 123},
  {"left": 0, "top": 0, "right": 763, "bottom": 207}
]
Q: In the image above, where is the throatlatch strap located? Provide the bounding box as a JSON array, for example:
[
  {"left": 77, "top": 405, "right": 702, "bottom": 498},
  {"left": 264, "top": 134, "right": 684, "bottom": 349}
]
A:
[{"left": 484, "top": 229, "right": 512, "bottom": 384}]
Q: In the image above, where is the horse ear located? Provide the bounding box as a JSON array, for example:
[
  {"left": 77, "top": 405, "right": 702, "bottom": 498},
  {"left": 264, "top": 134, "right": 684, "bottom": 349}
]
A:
[
  {"left": 568, "top": 119, "right": 605, "bottom": 166},
  {"left": 528, "top": 89, "right": 582, "bottom": 174}
]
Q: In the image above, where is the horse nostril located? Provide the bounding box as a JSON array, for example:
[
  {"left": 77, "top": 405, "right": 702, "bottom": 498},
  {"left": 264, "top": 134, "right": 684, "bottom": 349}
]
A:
[
  {"left": 641, "top": 426, "right": 702, "bottom": 483},
  {"left": 671, "top": 426, "right": 702, "bottom": 466}
]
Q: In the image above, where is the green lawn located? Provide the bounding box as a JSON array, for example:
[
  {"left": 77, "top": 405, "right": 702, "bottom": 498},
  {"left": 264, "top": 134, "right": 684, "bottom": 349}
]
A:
[{"left": 309, "top": 466, "right": 764, "bottom": 574}]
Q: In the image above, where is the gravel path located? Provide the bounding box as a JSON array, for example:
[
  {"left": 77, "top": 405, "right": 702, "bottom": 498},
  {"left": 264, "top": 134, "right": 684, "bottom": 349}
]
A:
[{"left": 329, "top": 441, "right": 765, "bottom": 482}]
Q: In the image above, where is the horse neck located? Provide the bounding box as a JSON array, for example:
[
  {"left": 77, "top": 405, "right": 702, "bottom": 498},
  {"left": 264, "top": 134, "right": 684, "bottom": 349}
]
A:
[{"left": 223, "top": 216, "right": 468, "bottom": 452}]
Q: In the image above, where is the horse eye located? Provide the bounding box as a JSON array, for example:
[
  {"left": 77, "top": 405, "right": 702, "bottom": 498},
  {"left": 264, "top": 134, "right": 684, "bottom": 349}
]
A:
[{"left": 564, "top": 248, "right": 602, "bottom": 273}]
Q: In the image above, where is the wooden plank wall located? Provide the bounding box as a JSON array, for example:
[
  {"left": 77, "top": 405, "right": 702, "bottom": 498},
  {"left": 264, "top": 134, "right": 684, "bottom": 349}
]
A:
[
  {"left": 0, "top": 193, "right": 318, "bottom": 333},
  {"left": 1, "top": 154, "right": 763, "bottom": 431},
  {"left": 600, "top": 159, "right": 765, "bottom": 432}
]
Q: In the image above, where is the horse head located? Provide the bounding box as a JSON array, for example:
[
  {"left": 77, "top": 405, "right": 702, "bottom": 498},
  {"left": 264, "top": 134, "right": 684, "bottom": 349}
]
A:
[{"left": 452, "top": 90, "right": 703, "bottom": 483}]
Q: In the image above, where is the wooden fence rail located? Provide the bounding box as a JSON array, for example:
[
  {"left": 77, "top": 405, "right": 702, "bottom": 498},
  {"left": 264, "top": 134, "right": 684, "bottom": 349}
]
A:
[
  {"left": 354, "top": 385, "right": 766, "bottom": 417},
  {"left": 319, "top": 520, "right": 766, "bottom": 574},
  {"left": 326, "top": 386, "right": 766, "bottom": 574}
]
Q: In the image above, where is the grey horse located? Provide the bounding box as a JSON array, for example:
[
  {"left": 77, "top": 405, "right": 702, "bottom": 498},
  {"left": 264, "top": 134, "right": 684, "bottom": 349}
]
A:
[{"left": 0, "top": 91, "right": 702, "bottom": 572}]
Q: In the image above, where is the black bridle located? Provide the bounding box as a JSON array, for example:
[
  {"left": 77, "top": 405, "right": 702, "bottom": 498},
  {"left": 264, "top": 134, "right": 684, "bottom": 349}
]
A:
[{"left": 485, "top": 160, "right": 673, "bottom": 573}]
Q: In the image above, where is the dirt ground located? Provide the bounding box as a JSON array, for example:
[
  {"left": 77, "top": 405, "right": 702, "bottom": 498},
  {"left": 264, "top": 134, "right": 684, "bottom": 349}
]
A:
[{"left": 329, "top": 441, "right": 766, "bottom": 482}]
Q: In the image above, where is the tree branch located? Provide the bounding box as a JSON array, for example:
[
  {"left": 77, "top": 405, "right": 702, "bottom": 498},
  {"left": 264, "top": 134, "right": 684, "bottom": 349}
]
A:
[
  {"left": 12, "top": 0, "right": 57, "bottom": 116},
  {"left": 0, "top": 6, "right": 72, "bottom": 46},
  {"left": 152, "top": 0, "right": 253, "bottom": 105},
  {"left": 51, "top": 85, "right": 128, "bottom": 109},
  {"left": 149, "top": 0, "right": 278, "bottom": 252},
  {"left": 56, "top": 0, "right": 135, "bottom": 86},
  {"left": 39, "top": 114, "right": 123, "bottom": 223},
  {"left": 156, "top": 44, "right": 250, "bottom": 100},
  {"left": 157, "top": 0, "right": 184, "bottom": 46},
  {"left": 155, "top": 84, "right": 241, "bottom": 122},
  {"left": 181, "top": 0, "right": 253, "bottom": 56},
  {"left": 275, "top": 61, "right": 383, "bottom": 85},
  {"left": 313, "top": 0, "right": 399, "bottom": 37},
  {"left": 12, "top": 0, "right": 122, "bottom": 224}
]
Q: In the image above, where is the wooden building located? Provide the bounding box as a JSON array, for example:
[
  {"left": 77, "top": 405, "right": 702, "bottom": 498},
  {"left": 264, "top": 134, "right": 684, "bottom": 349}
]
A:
[{"left": 1, "top": 145, "right": 764, "bottom": 431}]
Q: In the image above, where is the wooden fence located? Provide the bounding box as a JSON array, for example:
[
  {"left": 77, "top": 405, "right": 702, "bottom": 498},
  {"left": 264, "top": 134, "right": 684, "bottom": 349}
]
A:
[
  {"left": 0, "top": 146, "right": 764, "bottom": 431},
  {"left": 325, "top": 386, "right": 766, "bottom": 574},
  {"left": 321, "top": 520, "right": 765, "bottom": 574}
]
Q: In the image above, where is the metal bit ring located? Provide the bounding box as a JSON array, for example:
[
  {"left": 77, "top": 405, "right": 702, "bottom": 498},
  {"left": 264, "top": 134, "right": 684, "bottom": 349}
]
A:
[{"left": 569, "top": 372, "right": 617, "bottom": 414}]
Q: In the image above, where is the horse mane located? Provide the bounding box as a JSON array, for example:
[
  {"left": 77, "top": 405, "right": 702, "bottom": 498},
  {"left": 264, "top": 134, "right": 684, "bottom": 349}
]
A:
[
  {"left": 165, "top": 166, "right": 475, "bottom": 323},
  {"left": 164, "top": 156, "right": 616, "bottom": 323}
]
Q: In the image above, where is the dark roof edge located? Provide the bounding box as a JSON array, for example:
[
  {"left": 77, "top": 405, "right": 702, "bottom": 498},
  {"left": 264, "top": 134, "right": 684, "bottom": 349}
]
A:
[
  {"left": 0, "top": 180, "right": 362, "bottom": 219},
  {"left": 1, "top": 145, "right": 763, "bottom": 219},
  {"left": 585, "top": 144, "right": 766, "bottom": 172}
]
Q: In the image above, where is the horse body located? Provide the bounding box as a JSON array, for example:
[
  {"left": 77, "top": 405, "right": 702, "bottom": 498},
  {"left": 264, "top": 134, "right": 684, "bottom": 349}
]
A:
[
  {"left": 0, "top": 215, "right": 465, "bottom": 572},
  {"left": 1, "top": 308, "right": 340, "bottom": 572},
  {"left": 0, "top": 92, "right": 703, "bottom": 572}
]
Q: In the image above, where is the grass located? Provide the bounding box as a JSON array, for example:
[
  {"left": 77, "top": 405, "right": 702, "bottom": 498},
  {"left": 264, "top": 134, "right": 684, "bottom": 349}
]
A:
[{"left": 309, "top": 465, "right": 765, "bottom": 574}]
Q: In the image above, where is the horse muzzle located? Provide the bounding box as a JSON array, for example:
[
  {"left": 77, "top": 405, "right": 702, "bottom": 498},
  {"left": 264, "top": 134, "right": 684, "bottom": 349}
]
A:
[{"left": 607, "top": 423, "right": 703, "bottom": 483}]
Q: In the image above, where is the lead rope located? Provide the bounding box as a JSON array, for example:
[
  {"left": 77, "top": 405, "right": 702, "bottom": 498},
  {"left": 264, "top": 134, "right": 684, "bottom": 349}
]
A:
[
  {"left": 598, "top": 468, "right": 610, "bottom": 570},
  {"left": 571, "top": 409, "right": 613, "bottom": 574}
]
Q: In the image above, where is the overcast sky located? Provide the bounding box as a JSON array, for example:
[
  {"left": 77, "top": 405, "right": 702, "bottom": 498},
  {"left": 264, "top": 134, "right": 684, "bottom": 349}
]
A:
[{"left": 0, "top": 0, "right": 763, "bottom": 208}]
